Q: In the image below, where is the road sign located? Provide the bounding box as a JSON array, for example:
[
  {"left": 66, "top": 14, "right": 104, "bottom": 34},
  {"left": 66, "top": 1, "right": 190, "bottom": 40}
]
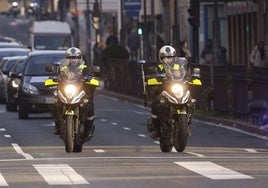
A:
[{"left": 124, "top": 0, "right": 141, "bottom": 10}]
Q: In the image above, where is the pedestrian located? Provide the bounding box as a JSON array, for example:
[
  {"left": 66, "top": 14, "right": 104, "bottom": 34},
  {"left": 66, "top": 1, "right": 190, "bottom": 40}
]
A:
[
  {"left": 127, "top": 28, "right": 140, "bottom": 60},
  {"left": 179, "top": 40, "right": 192, "bottom": 59},
  {"left": 250, "top": 41, "right": 265, "bottom": 67},
  {"left": 201, "top": 39, "right": 213, "bottom": 65}
]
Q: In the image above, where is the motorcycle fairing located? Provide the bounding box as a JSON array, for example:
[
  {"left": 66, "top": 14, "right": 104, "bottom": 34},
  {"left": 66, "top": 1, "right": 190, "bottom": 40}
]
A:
[
  {"left": 44, "top": 79, "right": 58, "bottom": 87},
  {"left": 147, "top": 78, "right": 162, "bottom": 86}
]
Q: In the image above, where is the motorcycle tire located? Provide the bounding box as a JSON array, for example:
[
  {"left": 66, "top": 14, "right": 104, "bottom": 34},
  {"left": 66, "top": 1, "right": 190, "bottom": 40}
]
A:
[
  {"left": 160, "top": 137, "right": 173, "bottom": 152},
  {"left": 173, "top": 115, "right": 188, "bottom": 152},
  {"left": 65, "top": 116, "right": 74, "bottom": 153}
]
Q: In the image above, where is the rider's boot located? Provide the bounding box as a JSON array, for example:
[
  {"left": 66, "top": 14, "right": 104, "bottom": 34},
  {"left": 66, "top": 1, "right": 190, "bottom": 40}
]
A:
[
  {"left": 83, "top": 116, "right": 95, "bottom": 141},
  {"left": 151, "top": 115, "right": 160, "bottom": 140}
]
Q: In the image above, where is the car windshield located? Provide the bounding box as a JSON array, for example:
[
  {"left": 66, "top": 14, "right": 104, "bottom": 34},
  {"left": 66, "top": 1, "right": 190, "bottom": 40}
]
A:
[
  {"left": 34, "top": 35, "right": 72, "bottom": 50},
  {"left": 14, "top": 58, "right": 26, "bottom": 74},
  {"left": 3, "top": 59, "right": 18, "bottom": 72},
  {"left": 24, "top": 54, "right": 65, "bottom": 76}
]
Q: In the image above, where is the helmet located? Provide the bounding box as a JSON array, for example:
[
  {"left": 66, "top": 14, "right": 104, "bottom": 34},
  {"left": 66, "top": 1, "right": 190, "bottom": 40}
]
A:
[
  {"left": 65, "top": 47, "right": 82, "bottom": 67},
  {"left": 159, "top": 45, "right": 176, "bottom": 62},
  {"left": 65, "top": 47, "right": 82, "bottom": 59}
]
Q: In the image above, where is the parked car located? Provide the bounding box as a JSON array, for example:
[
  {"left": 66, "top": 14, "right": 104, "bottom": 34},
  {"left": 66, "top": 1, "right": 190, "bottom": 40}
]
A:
[
  {"left": 0, "top": 56, "right": 25, "bottom": 103},
  {"left": 0, "top": 48, "right": 30, "bottom": 62},
  {"left": 17, "top": 50, "right": 65, "bottom": 119},
  {"left": 6, "top": 56, "right": 27, "bottom": 111}
]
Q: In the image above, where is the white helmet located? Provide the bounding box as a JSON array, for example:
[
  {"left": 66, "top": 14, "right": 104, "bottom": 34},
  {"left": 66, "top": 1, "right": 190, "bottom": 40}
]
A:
[
  {"left": 65, "top": 47, "right": 82, "bottom": 68},
  {"left": 159, "top": 45, "right": 176, "bottom": 62},
  {"left": 65, "top": 47, "right": 82, "bottom": 59}
]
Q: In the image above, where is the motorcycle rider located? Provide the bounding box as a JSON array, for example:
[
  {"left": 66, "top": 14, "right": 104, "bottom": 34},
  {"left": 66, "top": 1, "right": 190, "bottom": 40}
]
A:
[
  {"left": 149, "top": 45, "right": 193, "bottom": 139},
  {"left": 54, "top": 47, "right": 95, "bottom": 140}
]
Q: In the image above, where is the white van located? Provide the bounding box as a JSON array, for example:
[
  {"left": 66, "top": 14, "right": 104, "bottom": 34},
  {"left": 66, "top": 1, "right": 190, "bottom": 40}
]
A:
[{"left": 29, "top": 21, "right": 73, "bottom": 51}]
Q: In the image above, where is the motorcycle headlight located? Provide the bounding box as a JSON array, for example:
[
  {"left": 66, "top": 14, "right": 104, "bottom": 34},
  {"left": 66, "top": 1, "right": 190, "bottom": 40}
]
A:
[
  {"left": 171, "top": 84, "right": 184, "bottom": 98},
  {"left": 64, "top": 84, "right": 77, "bottom": 99},
  {"left": 22, "top": 83, "right": 39, "bottom": 95}
]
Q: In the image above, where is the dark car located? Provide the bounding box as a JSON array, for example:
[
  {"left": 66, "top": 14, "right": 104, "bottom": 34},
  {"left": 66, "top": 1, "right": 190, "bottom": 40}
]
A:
[
  {"left": 17, "top": 50, "right": 65, "bottom": 119},
  {"left": 6, "top": 56, "right": 27, "bottom": 111},
  {"left": 0, "top": 56, "right": 25, "bottom": 103}
]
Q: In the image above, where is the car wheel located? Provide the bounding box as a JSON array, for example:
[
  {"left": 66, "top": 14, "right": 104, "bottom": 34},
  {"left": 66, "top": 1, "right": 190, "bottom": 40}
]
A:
[
  {"left": 18, "top": 104, "right": 28, "bottom": 119},
  {"left": 6, "top": 102, "right": 17, "bottom": 112}
]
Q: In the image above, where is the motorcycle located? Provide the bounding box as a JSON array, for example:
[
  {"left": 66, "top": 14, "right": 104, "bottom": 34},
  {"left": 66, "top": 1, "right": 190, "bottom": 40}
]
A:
[
  {"left": 143, "top": 57, "right": 201, "bottom": 152},
  {"left": 26, "top": 2, "right": 37, "bottom": 19},
  {"left": 45, "top": 64, "right": 100, "bottom": 153},
  {"left": 8, "top": 1, "right": 20, "bottom": 18}
]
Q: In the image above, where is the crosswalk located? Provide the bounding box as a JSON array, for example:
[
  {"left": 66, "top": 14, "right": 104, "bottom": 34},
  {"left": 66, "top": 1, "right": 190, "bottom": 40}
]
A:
[{"left": 0, "top": 161, "right": 255, "bottom": 186}]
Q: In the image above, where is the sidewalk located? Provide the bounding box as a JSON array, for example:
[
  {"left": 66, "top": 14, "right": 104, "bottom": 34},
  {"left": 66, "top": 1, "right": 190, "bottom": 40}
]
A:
[{"left": 96, "top": 85, "right": 268, "bottom": 138}]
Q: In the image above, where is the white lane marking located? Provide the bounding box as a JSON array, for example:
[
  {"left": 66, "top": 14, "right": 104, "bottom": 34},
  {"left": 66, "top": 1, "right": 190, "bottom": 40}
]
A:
[
  {"left": 100, "top": 119, "right": 107, "bottom": 122},
  {"left": 175, "top": 161, "right": 254, "bottom": 180},
  {"left": 0, "top": 128, "right": 6, "bottom": 131},
  {"left": 137, "top": 134, "right": 147, "bottom": 137},
  {"left": 193, "top": 119, "right": 268, "bottom": 140},
  {"left": 122, "top": 127, "right": 131, "bottom": 131},
  {"left": 0, "top": 173, "right": 8, "bottom": 186},
  {"left": 185, "top": 152, "right": 206, "bottom": 158},
  {"left": 111, "top": 122, "right": 118, "bottom": 125},
  {"left": 94, "top": 149, "right": 105, "bottom": 153},
  {"left": 4, "top": 135, "right": 11, "bottom": 138},
  {"left": 134, "top": 111, "right": 149, "bottom": 115},
  {"left": 245, "top": 149, "right": 257, "bottom": 153},
  {"left": 41, "top": 123, "right": 54, "bottom": 127},
  {"left": 11, "top": 143, "right": 34, "bottom": 160},
  {"left": 154, "top": 141, "right": 160, "bottom": 144},
  {"left": 33, "top": 164, "right": 89, "bottom": 185}
]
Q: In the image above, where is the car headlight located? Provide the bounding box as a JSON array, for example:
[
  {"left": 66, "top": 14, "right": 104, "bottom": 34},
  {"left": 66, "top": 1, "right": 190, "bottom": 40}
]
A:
[
  {"left": 64, "top": 84, "right": 77, "bottom": 99},
  {"left": 11, "top": 79, "right": 21, "bottom": 88},
  {"left": 22, "top": 83, "right": 39, "bottom": 95},
  {"left": 171, "top": 84, "right": 184, "bottom": 98}
]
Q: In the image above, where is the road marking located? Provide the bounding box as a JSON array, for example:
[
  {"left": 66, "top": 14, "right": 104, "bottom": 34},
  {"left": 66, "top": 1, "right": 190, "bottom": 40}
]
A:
[
  {"left": 175, "top": 161, "right": 254, "bottom": 180},
  {"left": 185, "top": 152, "right": 206, "bottom": 158},
  {"left": 4, "top": 135, "right": 11, "bottom": 138},
  {"left": 245, "top": 149, "right": 257, "bottom": 153},
  {"left": 33, "top": 164, "right": 89, "bottom": 185},
  {"left": 11, "top": 143, "right": 34, "bottom": 160},
  {"left": 0, "top": 128, "right": 6, "bottom": 131},
  {"left": 111, "top": 122, "right": 118, "bottom": 125},
  {"left": 94, "top": 149, "right": 105, "bottom": 153},
  {"left": 100, "top": 119, "right": 107, "bottom": 122},
  {"left": 122, "top": 127, "right": 131, "bottom": 131},
  {"left": 0, "top": 173, "right": 8, "bottom": 186},
  {"left": 137, "top": 134, "right": 147, "bottom": 137}
]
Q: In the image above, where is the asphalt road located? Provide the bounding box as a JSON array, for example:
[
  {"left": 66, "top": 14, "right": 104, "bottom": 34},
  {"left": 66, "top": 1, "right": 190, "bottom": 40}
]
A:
[{"left": 0, "top": 92, "right": 267, "bottom": 188}]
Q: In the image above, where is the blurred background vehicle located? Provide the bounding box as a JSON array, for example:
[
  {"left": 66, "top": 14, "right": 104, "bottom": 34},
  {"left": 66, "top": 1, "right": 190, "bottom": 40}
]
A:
[
  {"left": 6, "top": 55, "right": 27, "bottom": 111},
  {"left": 17, "top": 50, "right": 65, "bottom": 119},
  {"left": 0, "top": 56, "right": 24, "bottom": 103}
]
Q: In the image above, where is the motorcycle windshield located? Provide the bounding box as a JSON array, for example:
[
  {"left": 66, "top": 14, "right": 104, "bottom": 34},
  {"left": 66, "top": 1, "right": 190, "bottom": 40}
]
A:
[{"left": 162, "top": 57, "right": 188, "bottom": 81}]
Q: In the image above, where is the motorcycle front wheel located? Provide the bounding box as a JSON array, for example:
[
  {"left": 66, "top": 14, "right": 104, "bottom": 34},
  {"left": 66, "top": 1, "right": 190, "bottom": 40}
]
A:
[
  {"left": 160, "top": 133, "right": 173, "bottom": 152},
  {"left": 65, "top": 116, "right": 74, "bottom": 152},
  {"left": 173, "top": 115, "right": 188, "bottom": 152}
]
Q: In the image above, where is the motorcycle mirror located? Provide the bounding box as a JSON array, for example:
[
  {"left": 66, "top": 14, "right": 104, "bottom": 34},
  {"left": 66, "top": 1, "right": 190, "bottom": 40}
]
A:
[
  {"left": 148, "top": 66, "right": 158, "bottom": 74},
  {"left": 92, "top": 65, "right": 100, "bottom": 73},
  {"left": 192, "top": 68, "right": 201, "bottom": 78},
  {"left": 45, "top": 65, "right": 54, "bottom": 73}
]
